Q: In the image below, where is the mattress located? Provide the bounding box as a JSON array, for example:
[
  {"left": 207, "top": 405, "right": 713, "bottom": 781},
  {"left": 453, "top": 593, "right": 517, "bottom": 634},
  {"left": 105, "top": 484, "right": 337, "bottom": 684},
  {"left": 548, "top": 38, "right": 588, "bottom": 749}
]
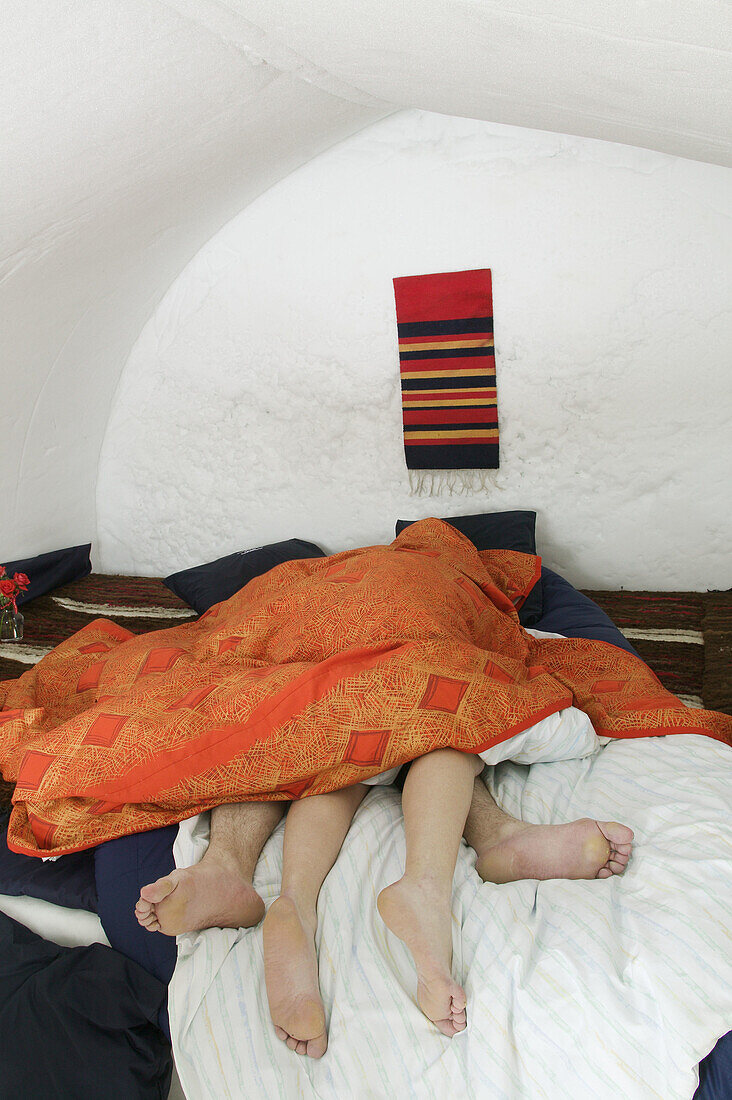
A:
[{"left": 169, "top": 727, "right": 732, "bottom": 1099}]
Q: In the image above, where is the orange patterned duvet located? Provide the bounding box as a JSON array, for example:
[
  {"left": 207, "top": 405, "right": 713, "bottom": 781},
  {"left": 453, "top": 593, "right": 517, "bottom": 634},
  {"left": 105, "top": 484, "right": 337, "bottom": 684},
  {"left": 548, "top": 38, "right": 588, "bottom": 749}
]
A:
[{"left": 1, "top": 519, "right": 729, "bottom": 857}]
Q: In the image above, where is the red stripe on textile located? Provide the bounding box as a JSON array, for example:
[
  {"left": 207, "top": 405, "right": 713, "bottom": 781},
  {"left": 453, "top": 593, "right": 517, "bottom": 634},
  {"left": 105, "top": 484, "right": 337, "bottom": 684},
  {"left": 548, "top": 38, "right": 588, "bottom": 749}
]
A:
[
  {"left": 403, "top": 408, "right": 498, "bottom": 425},
  {"left": 402, "top": 390, "right": 497, "bottom": 402},
  {"left": 393, "top": 269, "right": 493, "bottom": 323},
  {"left": 399, "top": 355, "right": 495, "bottom": 373}
]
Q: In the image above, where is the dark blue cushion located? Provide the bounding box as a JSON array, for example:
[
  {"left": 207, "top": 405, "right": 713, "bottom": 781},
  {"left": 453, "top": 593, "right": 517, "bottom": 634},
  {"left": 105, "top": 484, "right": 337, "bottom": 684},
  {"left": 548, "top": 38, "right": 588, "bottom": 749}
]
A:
[
  {"left": 3, "top": 544, "right": 91, "bottom": 607},
  {"left": 94, "top": 827, "right": 178, "bottom": 1037},
  {"left": 695, "top": 1031, "right": 732, "bottom": 1100},
  {"left": 0, "top": 912, "right": 171, "bottom": 1099},
  {"left": 164, "top": 538, "right": 326, "bottom": 614},
  {"left": 536, "top": 566, "right": 639, "bottom": 656},
  {"left": 0, "top": 823, "right": 97, "bottom": 911},
  {"left": 395, "top": 511, "right": 543, "bottom": 626}
]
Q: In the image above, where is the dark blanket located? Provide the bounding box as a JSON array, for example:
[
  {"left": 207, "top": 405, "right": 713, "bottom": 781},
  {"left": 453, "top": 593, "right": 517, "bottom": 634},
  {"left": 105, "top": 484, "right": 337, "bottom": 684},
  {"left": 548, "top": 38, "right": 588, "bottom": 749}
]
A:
[{"left": 0, "top": 912, "right": 172, "bottom": 1100}]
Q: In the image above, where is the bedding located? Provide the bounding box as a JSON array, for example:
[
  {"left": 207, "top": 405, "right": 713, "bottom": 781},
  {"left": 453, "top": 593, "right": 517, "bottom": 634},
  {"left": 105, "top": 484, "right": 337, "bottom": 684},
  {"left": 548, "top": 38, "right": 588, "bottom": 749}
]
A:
[
  {"left": 0, "top": 912, "right": 172, "bottom": 1100},
  {"left": 0, "top": 554, "right": 727, "bottom": 1098},
  {"left": 395, "top": 510, "right": 543, "bottom": 625},
  {"left": 0, "top": 819, "right": 97, "bottom": 910},
  {"left": 169, "top": 719, "right": 732, "bottom": 1100},
  {"left": 1, "top": 519, "right": 729, "bottom": 858}
]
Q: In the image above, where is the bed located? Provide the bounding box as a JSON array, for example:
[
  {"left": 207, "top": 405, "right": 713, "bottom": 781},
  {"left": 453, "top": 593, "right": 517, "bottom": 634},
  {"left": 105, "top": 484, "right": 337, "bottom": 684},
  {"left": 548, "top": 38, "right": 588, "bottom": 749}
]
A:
[{"left": 0, "top": 554, "right": 730, "bottom": 1099}]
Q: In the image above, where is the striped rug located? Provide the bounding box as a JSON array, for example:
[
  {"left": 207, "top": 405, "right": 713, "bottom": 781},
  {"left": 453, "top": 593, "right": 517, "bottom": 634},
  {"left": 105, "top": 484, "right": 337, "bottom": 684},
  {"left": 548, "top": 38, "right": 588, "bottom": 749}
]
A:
[
  {"left": 393, "top": 269, "right": 499, "bottom": 471},
  {"left": 0, "top": 576, "right": 728, "bottom": 715},
  {"left": 581, "top": 588, "right": 731, "bottom": 715}
]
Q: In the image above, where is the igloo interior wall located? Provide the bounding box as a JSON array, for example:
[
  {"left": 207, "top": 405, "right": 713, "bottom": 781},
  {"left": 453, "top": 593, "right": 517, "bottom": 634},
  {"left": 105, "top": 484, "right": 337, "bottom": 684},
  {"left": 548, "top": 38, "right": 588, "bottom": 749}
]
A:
[
  {"left": 97, "top": 111, "right": 731, "bottom": 590},
  {"left": 3, "top": 1, "right": 731, "bottom": 593}
]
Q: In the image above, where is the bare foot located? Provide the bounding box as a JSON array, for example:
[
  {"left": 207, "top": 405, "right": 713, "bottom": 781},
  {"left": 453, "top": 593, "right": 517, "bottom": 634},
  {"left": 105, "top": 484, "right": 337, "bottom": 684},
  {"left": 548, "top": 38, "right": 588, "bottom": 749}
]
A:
[
  {"left": 377, "top": 877, "right": 466, "bottom": 1038},
  {"left": 134, "top": 853, "right": 265, "bottom": 935},
  {"left": 475, "top": 818, "right": 634, "bottom": 884},
  {"left": 263, "top": 896, "right": 328, "bottom": 1059}
]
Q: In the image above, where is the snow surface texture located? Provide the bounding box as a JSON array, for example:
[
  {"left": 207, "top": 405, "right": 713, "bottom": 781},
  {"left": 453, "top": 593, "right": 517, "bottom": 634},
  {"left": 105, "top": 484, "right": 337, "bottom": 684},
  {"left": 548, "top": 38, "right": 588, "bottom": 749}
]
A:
[{"left": 97, "top": 111, "right": 732, "bottom": 590}]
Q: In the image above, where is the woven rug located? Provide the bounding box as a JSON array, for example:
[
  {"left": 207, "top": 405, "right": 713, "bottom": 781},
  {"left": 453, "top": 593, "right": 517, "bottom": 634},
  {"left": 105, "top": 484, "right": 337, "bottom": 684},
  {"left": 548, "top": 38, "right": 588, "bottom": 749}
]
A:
[
  {"left": 581, "top": 588, "right": 731, "bottom": 715},
  {"left": 0, "top": 576, "right": 729, "bottom": 716}
]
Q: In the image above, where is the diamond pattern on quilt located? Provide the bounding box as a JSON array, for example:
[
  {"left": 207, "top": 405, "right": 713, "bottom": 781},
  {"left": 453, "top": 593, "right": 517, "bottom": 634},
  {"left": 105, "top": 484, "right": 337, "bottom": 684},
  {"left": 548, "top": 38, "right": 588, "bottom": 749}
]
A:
[
  {"left": 483, "top": 659, "right": 515, "bottom": 684},
  {"left": 76, "top": 661, "right": 106, "bottom": 693},
  {"left": 83, "top": 713, "right": 129, "bottom": 748},
  {"left": 344, "top": 729, "right": 391, "bottom": 767},
  {"left": 419, "top": 675, "right": 469, "bottom": 713},
  {"left": 28, "top": 814, "right": 58, "bottom": 849},
  {"left": 138, "top": 647, "right": 186, "bottom": 677},
  {"left": 16, "top": 751, "right": 55, "bottom": 790},
  {"left": 167, "top": 684, "right": 217, "bottom": 710}
]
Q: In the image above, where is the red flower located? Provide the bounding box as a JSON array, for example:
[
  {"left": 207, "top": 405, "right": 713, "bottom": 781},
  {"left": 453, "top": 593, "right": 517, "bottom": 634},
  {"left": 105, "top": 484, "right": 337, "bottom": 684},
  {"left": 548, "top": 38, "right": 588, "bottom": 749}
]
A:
[
  {"left": 13, "top": 573, "right": 30, "bottom": 589},
  {"left": 0, "top": 565, "right": 5, "bottom": 577},
  {"left": 0, "top": 578, "right": 15, "bottom": 597}
]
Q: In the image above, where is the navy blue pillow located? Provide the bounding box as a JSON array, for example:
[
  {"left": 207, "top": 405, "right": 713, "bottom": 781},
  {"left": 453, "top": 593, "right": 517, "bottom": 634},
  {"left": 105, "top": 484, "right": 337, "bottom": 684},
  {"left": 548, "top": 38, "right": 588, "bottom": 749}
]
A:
[
  {"left": 536, "top": 567, "right": 639, "bottom": 656},
  {"left": 3, "top": 544, "right": 91, "bottom": 607},
  {"left": 395, "top": 512, "right": 543, "bottom": 626},
  {"left": 94, "top": 827, "right": 179, "bottom": 1037},
  {"left": 0, "top": 824, "right": 97, "bottom": 912},
  {"left": 164, "top": 538, "right": 326, "bottom": 614},
  {"left": 694, "top": 1031, "right": 732, "bottom": 1100}
]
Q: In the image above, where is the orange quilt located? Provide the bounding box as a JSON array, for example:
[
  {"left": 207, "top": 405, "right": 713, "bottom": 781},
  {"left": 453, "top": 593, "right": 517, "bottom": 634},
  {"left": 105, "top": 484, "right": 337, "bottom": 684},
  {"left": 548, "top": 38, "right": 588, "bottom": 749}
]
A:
[{"left": 1, "top": 519, "right": 729, "bottom": 857}]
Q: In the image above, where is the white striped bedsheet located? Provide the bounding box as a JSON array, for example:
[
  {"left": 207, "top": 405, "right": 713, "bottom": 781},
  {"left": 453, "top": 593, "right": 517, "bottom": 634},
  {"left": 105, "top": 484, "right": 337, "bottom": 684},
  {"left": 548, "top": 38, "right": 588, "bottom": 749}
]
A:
[{"left": 169, "top": 731, "right": 732, "bottom": 1100}]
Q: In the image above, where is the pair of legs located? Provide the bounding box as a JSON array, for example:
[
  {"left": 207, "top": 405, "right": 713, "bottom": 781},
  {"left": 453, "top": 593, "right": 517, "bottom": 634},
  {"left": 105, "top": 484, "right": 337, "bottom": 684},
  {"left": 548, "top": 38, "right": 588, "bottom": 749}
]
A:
[
  {"left": 136, "top": 755, "right": 633, "bottom": 1057},
  {"left": 264, "top": 750, "right": 484, "bottom": 1057}
]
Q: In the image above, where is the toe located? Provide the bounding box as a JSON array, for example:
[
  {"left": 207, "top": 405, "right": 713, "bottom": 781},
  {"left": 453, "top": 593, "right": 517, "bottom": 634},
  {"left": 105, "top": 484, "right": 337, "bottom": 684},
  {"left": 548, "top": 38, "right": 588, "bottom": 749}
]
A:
[
  {"left": 285, "top": 1035, "right": 299, "bottom": 1051},
  {"left": 435, "top": 1017, "right": 462, "bottom": 1038},
  {"left": 140, "top": 875, "right": 177, "bottom": 904},
  {"left": 598, "top": 821, "right": 634, "bottom": 845},
  {"left": 274, "top": 1026, "right": 288, "bottom": 1043},
  {"left": 295, "top": 1040, "right": 308, "bottom": 1056},
  {"left": 607, "top": 859, "right": 627, "bottom": 874},
  {"left": 596, "top": 867, "right": 613, "bottom": 878},
  {"left": 307, "top": 1033, "right": 328, "bottom": 1059}
]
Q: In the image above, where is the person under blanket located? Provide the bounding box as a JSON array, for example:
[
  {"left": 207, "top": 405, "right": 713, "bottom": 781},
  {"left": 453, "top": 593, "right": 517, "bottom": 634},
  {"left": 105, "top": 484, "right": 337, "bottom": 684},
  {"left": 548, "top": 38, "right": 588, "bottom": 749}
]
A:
[{"left": 135, "top": 763, "right": 633, "bottom": 1057}]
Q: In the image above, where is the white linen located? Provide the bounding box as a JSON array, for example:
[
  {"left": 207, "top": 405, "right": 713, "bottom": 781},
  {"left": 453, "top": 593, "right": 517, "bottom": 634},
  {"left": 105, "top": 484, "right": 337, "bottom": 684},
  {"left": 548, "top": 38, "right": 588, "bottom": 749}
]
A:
[
  {"left": 169, "top": 732, "right": 732, "bottom": 1100},
  {"left": 0, "top": 892, "right": 109, "bottom": 948}
]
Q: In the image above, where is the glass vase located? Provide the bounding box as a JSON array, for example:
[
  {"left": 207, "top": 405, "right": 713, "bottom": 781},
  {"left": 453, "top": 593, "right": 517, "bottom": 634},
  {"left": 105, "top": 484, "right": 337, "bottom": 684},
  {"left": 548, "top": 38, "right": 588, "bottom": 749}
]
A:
[{"left": 0, "top": 606, "right": 23, "bottom": 641}]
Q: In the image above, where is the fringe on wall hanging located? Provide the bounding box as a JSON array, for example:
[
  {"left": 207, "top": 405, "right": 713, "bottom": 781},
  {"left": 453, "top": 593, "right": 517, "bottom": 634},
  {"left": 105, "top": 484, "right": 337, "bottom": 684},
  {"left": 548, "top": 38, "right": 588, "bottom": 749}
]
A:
[{"left": 392, "top": 268, "right": 498, "bottom": 496}]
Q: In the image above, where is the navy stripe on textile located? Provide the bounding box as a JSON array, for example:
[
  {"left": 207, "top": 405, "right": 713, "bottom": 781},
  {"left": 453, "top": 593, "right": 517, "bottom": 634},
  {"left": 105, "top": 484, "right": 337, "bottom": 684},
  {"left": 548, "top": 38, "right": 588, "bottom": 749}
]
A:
[
  {"left": 399, "top": 346, "right": 495, "bottom": 360},
  {"left": 397, "top": 316, "right": 494, "bottom": 337},
  {"left": 401, "top": 375, "right": 496, "bottom": 390}
]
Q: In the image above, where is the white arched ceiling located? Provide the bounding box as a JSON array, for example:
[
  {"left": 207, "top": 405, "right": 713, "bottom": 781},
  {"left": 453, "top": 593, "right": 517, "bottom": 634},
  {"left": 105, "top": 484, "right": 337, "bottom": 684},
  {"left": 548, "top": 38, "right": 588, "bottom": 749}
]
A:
[
  {"left": 1, "top": 0, "right": 386, "bottom": 561},
  {"left": 2, "top": 0, "right": 730, "bottom": 563}
]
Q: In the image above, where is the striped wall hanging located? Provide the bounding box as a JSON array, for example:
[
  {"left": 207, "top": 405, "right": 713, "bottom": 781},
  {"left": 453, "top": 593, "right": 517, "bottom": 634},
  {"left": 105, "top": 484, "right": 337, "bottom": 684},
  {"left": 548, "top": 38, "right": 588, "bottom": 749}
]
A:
[{"left": 393, "top": 268, "right": 498, "bottom": 494}]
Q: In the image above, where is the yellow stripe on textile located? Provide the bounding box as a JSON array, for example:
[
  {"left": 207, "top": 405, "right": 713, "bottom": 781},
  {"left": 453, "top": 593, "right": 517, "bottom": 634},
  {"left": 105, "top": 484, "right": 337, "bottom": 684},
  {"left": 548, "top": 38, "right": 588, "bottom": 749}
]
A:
[
  {"left": 398, "top": 338, "right": 494, "bottom": 351},
  {"left": 405, "top": 429, "right": 500, "bottom": 440}
]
